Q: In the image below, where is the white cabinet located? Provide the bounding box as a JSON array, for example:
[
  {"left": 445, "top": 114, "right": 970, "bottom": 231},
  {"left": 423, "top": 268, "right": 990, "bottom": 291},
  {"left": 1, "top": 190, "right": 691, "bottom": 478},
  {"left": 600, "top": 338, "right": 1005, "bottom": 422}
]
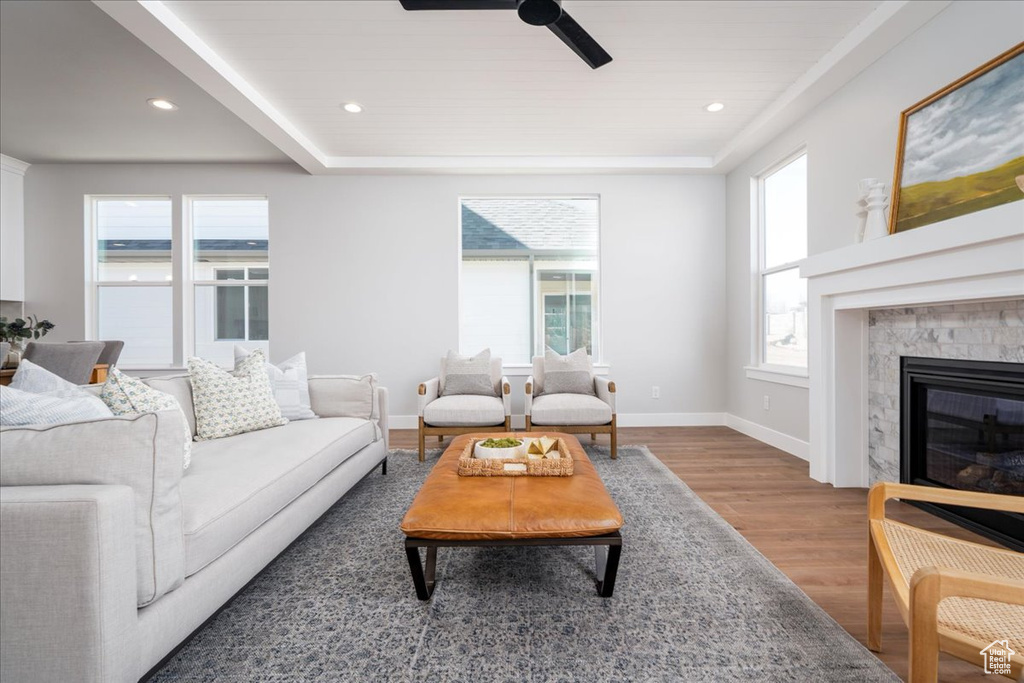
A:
[{"left": 0, "top": 155, "right": 29, "bottom": 301}]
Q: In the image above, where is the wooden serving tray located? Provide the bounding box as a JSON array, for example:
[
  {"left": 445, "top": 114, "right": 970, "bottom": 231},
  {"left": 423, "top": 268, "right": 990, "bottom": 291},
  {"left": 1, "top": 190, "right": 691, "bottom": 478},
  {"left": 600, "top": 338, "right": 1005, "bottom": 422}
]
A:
[{"left": 457, "top": 437, "right": 574, "bottom": 477}]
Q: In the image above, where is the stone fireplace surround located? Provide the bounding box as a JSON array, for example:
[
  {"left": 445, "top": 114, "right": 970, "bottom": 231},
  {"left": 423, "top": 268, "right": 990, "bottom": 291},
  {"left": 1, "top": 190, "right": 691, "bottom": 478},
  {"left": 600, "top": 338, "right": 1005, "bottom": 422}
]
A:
[{"left": 800, "top": 202, "right": 1024, "bottom": 487}]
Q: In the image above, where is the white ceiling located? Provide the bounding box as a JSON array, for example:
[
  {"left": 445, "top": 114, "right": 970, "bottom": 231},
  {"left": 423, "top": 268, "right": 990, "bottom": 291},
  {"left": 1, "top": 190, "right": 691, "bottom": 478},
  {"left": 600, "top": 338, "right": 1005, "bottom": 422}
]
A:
[
  {"left": 160, "top": 0, "right": 882, "bottom": 158},
  {"left": 2, "top": 0, "right": 952, "bottom": 172},
  {"left": 0, "top": 1, "right": 287, "bottom": 164}
]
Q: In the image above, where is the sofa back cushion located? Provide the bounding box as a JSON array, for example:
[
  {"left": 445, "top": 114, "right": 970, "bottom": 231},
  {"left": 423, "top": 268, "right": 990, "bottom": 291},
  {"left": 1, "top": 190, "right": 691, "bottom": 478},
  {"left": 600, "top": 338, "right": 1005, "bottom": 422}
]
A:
[
  {"left": 532, "top": 350, "right": 595, "bottom": 396},
  {"left": 0, "top": 410, "right": 187, "bottom": 606},
  {"left": 308, "top": 374, "right": 379, "bottom": 420},
  {"left": 144, "top": 375, "right": 197, "bottom": 437}
]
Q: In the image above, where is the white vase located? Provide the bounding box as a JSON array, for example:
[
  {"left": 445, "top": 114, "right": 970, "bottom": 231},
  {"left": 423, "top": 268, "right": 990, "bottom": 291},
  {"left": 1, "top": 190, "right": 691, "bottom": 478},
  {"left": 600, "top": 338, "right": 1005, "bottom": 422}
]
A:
[{"left": 859, "top": 179, "right": 890, "bottom": 241}]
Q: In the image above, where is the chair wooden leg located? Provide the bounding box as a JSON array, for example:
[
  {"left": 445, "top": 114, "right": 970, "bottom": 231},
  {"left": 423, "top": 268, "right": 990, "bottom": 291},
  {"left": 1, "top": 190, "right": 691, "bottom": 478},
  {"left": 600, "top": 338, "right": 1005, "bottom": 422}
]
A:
[
  {"left": 591, "top": 433, "right": 596, "bottom": 440},
  {"left": 908, "top": 570, "right": 941, "bottom": 683},
  {"left": 504, "top": 416, "right": 511, "bottom": 430},
  {"left": 438, "top": 435, "right": 443, "bottom": 443},
  {"left": 418, "top": 417, "right": 426, "bottom": 462},
  {"left": 610, "top": 416, "right": 617, "bottom": 459},
  {"left": 867, "top": 535, "right": 883, "bottom": 652},
  {"left": 525, "top": 416, "right": 532, "bottom": 431}
]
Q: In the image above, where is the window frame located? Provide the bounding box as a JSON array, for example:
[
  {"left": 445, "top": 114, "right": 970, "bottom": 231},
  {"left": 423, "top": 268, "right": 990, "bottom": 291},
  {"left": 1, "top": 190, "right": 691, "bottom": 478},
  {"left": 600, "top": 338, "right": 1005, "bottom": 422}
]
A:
[
  {"left": 86, "top": 194, "right": 269, "bottom": 370},
  {"left": 212, "top": 266, "right": 269, "bottom": 342},
  {"left": 456, "top": 194, "right": 604, "bottom": 368},
  {"left": 746, "top": 149, "right": 809, "bottom": 387}
]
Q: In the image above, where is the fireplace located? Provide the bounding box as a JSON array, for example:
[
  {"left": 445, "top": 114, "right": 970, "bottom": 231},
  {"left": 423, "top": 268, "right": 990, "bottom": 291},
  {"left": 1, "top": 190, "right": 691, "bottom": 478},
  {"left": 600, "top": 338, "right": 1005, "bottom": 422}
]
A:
[{"left": 901, "top": 356, "right": 1024, "bottom": 550}]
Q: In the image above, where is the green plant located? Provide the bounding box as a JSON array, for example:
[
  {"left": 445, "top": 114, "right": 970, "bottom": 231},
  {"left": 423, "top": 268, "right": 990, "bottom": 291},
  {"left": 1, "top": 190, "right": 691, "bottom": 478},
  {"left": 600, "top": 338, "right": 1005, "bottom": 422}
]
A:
[
  {"left": 0, "top": 315, "right": 56, "bottom": 345},
  {"left": 479, "top": 438, "right": 522, "bottom": 448}
]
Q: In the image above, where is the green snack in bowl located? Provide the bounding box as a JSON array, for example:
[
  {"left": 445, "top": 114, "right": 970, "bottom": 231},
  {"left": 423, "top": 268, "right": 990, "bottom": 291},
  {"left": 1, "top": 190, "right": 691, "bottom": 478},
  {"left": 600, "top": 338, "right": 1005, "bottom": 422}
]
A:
[{"left": 479, "top": 438, "right": 522, "bottom": 448}]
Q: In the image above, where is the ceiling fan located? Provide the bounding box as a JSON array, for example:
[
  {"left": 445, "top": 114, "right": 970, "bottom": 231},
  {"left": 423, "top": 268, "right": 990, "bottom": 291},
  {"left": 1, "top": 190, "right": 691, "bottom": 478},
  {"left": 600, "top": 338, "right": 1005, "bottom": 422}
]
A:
[{"left": 398, "top": 0, "right": 612, "bottom": 69}]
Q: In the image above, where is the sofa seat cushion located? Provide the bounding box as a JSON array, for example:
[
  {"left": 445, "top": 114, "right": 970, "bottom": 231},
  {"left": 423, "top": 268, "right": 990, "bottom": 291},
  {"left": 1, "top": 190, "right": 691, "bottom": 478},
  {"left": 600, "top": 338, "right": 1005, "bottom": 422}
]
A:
[
  {"left": 530, "top": 393, "right": 612, "bottom": 426},
  {"left": 422, "top": 395, "right": 505, "bottom": 427},
  {"left": 180, "top": 417, "right": 375, "bottom": 576}
]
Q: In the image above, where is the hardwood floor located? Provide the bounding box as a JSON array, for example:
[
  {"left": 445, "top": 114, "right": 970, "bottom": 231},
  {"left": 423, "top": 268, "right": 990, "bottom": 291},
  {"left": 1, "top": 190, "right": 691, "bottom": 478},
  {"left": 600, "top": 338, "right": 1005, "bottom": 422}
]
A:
[{"left": 389, "top": 426, "right": 998, "bottom": 683}]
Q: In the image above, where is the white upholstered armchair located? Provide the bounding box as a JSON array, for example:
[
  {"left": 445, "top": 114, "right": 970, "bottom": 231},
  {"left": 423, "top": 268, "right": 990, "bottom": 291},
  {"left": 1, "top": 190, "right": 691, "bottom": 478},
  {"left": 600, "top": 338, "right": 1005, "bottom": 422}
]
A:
[
  {"left": 524, "top": 355, "right": 617, "bottom": 459},
  {"left": 417, "top": 355, "right": 511, "bottom": 462}
]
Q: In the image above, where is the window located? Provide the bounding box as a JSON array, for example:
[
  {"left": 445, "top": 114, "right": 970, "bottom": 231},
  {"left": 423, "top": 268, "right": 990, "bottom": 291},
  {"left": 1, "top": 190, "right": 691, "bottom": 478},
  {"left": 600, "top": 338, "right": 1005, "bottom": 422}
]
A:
[
  {"left": 92, "top": 198, "right": 174, "bottom": 366},
  {"left": 88, "top": 196, "right": 269, "bottom": 368},
  {"left": 460, "top": 197, "right": 600, "bottom": 365},
  {"left": 757, "top": 153, "right": 808, "bottom": 371}
]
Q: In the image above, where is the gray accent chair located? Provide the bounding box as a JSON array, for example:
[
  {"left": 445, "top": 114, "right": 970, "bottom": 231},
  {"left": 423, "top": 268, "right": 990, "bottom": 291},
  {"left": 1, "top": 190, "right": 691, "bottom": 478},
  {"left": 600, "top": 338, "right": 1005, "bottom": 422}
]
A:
[
  {"left": 417, "top": 356, "right": 511, "bottom": 462},
  {"left": 72, "top": 340, "right": 125, "bottom": 368},
  {"left": 524, "top": 355, "right": 617, "bottom": 458},
  {"left": 22, "top": 341, "right": 104, "bottom": 385}
]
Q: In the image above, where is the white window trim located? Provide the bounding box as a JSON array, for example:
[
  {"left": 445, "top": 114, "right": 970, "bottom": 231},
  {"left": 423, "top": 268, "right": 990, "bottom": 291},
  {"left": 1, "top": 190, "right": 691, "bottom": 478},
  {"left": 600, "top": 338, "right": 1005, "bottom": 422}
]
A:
[
  {"left": 86, "top": 194, "right": 269, "bottom": 370},
  {"left": 749, "top": 148, "right": 809, "bottom": 383},
  {"left": 456, "top": 194, "right": 604, "bottom": 365}
]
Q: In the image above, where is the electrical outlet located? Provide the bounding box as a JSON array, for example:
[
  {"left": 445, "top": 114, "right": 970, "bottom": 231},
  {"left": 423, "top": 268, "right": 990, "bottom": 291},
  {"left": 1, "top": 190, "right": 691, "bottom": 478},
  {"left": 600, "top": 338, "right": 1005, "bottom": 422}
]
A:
[
  {"left": 651, "top": 386, "right": 660, "bottom": 399},
  {"left": 763, "top": 395, "right": 771, "bottom": 411}
]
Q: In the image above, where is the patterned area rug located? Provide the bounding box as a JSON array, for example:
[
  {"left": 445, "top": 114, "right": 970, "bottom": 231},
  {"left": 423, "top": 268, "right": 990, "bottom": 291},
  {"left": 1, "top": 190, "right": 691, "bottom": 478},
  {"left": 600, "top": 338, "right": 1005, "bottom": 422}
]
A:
[{"left": 151, "top": 445, "right": 897, "bottom": 682}]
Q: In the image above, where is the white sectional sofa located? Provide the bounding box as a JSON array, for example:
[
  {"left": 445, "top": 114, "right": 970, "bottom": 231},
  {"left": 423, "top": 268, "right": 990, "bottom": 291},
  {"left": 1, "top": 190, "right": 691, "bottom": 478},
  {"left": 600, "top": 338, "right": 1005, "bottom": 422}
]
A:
[{"left": 0, "top": 373, "right": 389, "bottom": 683}]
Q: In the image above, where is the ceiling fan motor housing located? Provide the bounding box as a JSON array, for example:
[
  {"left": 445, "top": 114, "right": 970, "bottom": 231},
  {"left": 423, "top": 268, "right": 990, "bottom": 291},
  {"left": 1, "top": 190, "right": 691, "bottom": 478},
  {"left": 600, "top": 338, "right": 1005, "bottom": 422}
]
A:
[{"left": 517, "top": 0, "right": 561, "bottom": 26}]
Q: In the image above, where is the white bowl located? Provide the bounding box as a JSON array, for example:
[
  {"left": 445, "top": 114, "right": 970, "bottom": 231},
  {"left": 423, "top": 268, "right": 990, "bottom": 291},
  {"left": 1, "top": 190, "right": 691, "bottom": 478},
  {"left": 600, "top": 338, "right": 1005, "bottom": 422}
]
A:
[{"left": 473, "top": 440, "right": 524, "bottom": 459}]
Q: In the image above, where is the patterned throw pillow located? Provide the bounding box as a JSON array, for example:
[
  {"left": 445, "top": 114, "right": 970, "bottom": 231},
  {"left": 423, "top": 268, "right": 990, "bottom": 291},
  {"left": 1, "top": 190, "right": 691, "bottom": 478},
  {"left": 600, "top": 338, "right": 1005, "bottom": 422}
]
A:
[
  {"left": 441, "top": 348, "right": 495, "bottom": 397},
  {"left": 0, "top": 359, "right": 113, "bottom": 425},
  {"left": 188, "top": 351, "right": 288, "bottom": 441},
  {"left": 100, "top": 367, "right": 193, "bottom": 469},
  {"left": 233, "top": 346, "right": 317, "bottom": 421},
  {"left": 541, "top": 348, "right": 596, "bottom": 396}
]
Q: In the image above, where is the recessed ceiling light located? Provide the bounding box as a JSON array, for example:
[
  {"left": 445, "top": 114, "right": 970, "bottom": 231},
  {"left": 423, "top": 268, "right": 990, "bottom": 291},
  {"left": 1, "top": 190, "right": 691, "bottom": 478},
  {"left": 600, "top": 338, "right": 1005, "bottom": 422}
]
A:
[
  {"left": 705, "top": 102, "right": 725, "bottom": 113},
  {"left": 148, "top": 98, "right": 178, "bottom": 111},
  {"left": 342, "top": 102, "right": 363, "bottom": 114}
]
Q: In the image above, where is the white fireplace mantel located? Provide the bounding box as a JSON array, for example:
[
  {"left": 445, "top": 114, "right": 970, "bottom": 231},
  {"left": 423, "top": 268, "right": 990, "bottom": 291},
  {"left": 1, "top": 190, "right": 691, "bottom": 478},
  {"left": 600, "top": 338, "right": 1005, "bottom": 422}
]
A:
[{"left": 800, "top": 202, "right": 1024, "bottom": 487}]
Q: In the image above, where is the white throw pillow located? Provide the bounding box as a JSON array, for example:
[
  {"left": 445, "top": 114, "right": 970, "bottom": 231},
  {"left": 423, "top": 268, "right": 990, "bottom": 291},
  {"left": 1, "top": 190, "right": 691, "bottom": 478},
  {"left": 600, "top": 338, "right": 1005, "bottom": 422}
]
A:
[
  {"left": 188, "top": 350, "right": 288, "bottom": 441},
  {"left": 100, "top": 366, "right": 193, "bottom": 469},
  {"left": 541, "top": 348, "right": 596, "bottom": 396},
  {"left": 233, "top": 346, "right": 317, "bottom": 421},
  {"left": 0, "top": 359, "right": 113, "bottom": 425}
]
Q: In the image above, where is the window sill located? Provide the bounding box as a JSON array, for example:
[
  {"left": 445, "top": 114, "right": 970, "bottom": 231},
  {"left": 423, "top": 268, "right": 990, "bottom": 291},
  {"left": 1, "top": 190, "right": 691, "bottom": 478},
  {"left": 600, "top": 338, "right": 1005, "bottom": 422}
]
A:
[
  {"left": 744, "top": 365, "right": 809, "bottom": 388},
  {"left": 502, "top": 363, "right": 610, "bottom": 377}
]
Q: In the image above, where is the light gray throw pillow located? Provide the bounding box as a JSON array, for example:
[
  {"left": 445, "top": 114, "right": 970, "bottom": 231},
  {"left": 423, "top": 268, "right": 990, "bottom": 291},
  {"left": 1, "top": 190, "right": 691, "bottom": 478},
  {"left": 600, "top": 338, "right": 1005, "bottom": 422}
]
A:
[
  {"left": 441, "top": 348, "right": 495, "bottom": 397},
  {"left": 541, "top": 348, "right": 596, "bottom": 396}
]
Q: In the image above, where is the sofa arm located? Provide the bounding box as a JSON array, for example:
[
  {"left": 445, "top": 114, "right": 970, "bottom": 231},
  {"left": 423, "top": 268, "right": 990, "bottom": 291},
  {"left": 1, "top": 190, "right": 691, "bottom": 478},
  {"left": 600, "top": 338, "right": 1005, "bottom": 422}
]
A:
[
  {"left": 501, "top": 376, "right": 512, "bottom": 416},
  {"left": 596, "top": 377, "right": 617, "bottom": 414},
  {"left": 1, "top": 485, "right": 138, "bottom": 683},
  {"left": 1, "top": 411, "right": 186, "bottom": 607},
  {"left": 376, "top": 385, "right": 389, "bottom": 450},
  {"left": 417, "top": 377, "right": 440, "bottom": 416},
  {"left": 524, "top": 375, "right": 535, "bottom": 416}
]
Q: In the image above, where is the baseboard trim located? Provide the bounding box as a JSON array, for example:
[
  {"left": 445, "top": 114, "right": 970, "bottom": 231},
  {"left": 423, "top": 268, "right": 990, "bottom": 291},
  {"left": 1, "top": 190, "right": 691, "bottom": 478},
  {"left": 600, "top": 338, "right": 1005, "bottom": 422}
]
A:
[{"left": 724, "top": 414, "right": 810, "bottom": 461}]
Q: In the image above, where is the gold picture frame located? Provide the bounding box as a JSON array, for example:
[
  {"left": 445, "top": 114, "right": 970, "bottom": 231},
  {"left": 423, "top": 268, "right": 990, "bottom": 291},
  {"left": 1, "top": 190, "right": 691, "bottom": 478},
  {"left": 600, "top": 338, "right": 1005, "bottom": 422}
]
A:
[{"left": 889, "top": 42, "right": 1024, "bottom": 233}]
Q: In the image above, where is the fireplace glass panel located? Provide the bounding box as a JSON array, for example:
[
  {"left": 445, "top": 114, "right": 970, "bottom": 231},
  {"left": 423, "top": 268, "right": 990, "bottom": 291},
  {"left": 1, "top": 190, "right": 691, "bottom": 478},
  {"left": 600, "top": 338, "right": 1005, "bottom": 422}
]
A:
[{"left": 924, "top": 388, "right": 1024, "bottom": 495}]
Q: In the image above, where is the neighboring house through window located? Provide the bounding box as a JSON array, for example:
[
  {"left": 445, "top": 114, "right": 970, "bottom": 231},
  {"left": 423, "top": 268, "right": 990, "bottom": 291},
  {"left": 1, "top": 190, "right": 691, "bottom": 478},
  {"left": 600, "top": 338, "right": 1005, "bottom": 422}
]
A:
[
  {"left": 89, "top": 196, "right": 269, "bottom": 368},
  {"left": 460, "top": 197, "right": 600, "bottom": 365},
  {"left": 755, "top": 152, "right": 808, "bottom": 376}
]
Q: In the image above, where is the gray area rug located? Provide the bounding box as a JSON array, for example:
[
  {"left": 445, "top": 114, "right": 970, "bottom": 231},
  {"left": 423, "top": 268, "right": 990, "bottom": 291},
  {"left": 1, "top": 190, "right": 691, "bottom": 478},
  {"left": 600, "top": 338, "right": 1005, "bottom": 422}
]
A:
[{"left": 151, "top": 445, "right": 898, "bottom": 682}]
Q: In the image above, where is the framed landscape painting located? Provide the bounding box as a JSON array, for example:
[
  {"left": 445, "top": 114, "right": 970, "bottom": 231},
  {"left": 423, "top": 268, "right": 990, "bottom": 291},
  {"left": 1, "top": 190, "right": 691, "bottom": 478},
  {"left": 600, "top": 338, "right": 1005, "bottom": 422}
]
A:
[{"left": 889, "top": 42, "right": 1024, "bottom": 233}]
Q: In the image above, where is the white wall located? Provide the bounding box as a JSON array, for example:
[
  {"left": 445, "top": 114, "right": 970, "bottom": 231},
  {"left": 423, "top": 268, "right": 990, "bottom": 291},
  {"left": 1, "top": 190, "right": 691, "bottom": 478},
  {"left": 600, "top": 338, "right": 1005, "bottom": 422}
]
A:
[
  {"left": 23, "top": 166, "right": 726, "bottom": 421},
  {"left": 725, "top": 1, "right": 1024, "bottom": 447},
  {"left": 0, "top": 154, "right": 29, "bottom": 301}
]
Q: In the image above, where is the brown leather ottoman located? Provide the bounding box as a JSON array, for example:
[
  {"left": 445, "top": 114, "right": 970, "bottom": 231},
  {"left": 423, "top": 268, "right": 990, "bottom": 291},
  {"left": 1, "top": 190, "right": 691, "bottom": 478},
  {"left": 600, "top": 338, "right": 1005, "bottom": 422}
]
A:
[{"left": 400, "top": 433, "right": 623, "bottom": 599}]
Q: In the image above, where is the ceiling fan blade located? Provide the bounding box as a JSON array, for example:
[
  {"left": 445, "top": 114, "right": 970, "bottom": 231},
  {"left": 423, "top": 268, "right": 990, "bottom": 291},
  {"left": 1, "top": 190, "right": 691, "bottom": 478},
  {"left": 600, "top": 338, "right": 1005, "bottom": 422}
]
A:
[
  {"left": 547, "top": 10, "right": 612, "bottom": 69},
  {"left": 399, "top": 0, "right": 517, "bottom": 9}
]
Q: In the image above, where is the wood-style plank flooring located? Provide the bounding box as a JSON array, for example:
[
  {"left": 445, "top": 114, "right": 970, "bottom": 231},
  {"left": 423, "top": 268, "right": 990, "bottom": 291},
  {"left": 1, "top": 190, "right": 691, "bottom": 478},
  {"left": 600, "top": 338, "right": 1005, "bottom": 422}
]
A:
[{"left": 389, "top": 426, "right": 997, "bottom": 683}]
